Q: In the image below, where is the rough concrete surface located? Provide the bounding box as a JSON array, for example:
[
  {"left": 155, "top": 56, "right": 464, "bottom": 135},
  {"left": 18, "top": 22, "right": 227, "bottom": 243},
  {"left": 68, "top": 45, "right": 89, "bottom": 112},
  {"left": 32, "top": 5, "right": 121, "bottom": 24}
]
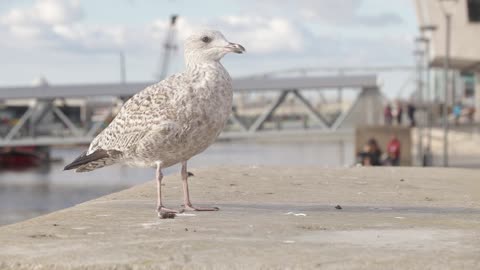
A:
[{"left": 0, "top": 166, "right": 480, "bottom": 269}]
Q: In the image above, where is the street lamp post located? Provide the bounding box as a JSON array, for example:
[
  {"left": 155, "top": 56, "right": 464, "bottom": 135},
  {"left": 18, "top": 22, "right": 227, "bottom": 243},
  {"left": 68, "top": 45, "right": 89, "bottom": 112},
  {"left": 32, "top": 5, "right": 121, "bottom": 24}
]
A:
[
  {"left": 443, "top": 13, "right": 451, "bottom": 167},
  {"left": 417, "top": 25, "right": 437, "bottom": 166},
  {"left": 414, "top": 47, "right": 425, "bottom": 165},
  {"left": 438, "top": 0, "right": 457, "bottom": 167}
]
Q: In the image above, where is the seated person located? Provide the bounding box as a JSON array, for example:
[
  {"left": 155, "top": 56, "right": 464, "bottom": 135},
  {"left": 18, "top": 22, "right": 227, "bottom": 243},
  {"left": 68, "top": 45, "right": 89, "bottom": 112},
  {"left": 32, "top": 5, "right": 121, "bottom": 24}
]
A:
[
  {"left": 358, "top": 138, "right": 383, "bottom": 166},
  {"left": 385, "top": 135, "right": 401, "bottom": 166}
]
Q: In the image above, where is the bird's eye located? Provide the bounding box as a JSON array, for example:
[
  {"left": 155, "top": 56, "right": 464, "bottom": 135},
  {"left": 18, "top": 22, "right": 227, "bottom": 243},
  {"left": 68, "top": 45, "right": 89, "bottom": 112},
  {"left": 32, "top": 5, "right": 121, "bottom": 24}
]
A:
[{"left": 201, "top": 36, "right": 212, "bottom": 43}]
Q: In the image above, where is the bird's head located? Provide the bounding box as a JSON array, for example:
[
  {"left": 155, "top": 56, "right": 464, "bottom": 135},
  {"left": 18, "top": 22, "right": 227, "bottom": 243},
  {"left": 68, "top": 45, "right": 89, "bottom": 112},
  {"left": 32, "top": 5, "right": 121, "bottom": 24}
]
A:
[{"left": 184, "top": 30, "right": 245, "bottom": 65}]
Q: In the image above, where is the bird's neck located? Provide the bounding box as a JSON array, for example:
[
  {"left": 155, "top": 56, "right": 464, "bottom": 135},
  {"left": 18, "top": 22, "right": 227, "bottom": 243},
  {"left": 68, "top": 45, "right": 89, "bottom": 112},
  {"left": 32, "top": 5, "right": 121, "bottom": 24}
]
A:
[
  {"left": 186, "top": 60, "right": 226, "bottom": 76},
  {"left": 185, "top": 61, "right": 232, "bottom": 93}
]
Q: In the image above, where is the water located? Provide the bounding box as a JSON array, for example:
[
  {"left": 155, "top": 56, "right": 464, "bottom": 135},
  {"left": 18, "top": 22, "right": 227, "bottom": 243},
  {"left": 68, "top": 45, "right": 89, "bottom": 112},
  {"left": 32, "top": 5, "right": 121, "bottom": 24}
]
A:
[{"left": 0, "top": 139, "right": 353, "bottom": 226}]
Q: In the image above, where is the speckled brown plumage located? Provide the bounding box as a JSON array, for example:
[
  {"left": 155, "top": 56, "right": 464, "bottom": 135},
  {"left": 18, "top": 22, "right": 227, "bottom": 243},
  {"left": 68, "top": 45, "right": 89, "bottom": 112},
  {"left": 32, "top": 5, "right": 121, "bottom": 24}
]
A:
[{"left": 64, "top": 30, "right": 245, "bottom": 217}]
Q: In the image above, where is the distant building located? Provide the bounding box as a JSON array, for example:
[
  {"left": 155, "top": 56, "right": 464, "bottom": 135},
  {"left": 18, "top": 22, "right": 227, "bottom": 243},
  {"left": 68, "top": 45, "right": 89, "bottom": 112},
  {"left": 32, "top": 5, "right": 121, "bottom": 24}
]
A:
[{"left": 414, "top": 0, "right": 480, "bottom": 120}]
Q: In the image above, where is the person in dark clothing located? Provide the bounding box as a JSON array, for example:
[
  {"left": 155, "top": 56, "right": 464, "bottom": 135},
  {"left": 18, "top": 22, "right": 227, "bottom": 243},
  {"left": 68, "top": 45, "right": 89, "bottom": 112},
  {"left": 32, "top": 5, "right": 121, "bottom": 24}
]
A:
[
  {"left": 407, "top": 103, "right": 416, "bottom": 127},
  {"left": 358, "top": 138, "right": 383, "bottom": 166},
  {"left": 395, "top": 101, "right": 403, "bottom": 125},
  {"left": 384, "top": 104, "right": 393, "bottom": 125}
]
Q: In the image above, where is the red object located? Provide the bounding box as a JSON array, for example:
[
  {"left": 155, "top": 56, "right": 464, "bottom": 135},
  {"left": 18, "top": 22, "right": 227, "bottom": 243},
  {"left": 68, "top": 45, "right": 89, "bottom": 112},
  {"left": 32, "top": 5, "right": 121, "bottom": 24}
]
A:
[
  {"left": 0, "top": 146, "right": 43, "bottom": 169},
  {"left": 387, "top": 138, "right": 401, "bottom": 159}
]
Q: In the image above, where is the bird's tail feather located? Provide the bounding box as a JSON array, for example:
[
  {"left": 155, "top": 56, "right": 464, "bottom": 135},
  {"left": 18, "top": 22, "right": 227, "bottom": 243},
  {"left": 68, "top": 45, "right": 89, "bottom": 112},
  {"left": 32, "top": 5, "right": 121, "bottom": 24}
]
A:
[{"left": 64, "top": 149, "right": 122, "bottom": 172}]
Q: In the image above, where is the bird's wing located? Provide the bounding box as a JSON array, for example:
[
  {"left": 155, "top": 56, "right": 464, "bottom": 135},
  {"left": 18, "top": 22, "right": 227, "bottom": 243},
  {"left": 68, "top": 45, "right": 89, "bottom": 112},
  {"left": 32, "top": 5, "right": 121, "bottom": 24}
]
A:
[
  {"left": 130, "top": 121, "right": 183, "bottom": 161},
  {"left": 88, "top": 74, "right": 187, "bottom": 154}
]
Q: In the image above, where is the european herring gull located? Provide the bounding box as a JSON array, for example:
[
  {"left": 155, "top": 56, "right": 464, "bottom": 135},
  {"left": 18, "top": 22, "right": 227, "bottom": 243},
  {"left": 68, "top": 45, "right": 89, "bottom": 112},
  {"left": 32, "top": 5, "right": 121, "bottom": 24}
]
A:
[{"left": 64, "top": 30, "right": 245, "bottom": 217}]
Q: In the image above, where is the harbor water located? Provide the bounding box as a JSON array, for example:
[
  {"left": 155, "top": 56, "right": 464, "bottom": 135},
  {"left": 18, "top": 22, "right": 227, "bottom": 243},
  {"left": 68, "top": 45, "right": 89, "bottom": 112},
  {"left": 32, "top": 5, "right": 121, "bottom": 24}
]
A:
[{"left": 0, "top": 139, "right": 354, "bottom": 226}]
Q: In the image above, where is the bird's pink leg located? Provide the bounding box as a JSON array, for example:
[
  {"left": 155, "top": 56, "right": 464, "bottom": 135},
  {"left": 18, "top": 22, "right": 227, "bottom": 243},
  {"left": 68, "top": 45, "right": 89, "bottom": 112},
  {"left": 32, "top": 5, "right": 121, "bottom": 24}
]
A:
[
  {"left": 156, "top": 162, "right": 178, "bottom": 217},
  {"left": 181, "top": 161, "right": 219, "bottom": 211}
]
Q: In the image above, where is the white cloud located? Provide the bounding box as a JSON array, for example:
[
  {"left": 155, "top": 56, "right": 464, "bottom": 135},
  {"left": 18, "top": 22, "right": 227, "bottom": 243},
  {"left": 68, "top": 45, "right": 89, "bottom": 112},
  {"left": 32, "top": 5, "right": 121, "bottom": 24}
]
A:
[
  {"left": 52, "top": 24, "right": 130, "bottom": 51},
  {"left": 0, "top": 0, "right": 83, "bottom": 43},
  {"left": 217, "top": 16, "right": 305, "bottom": 53},
  {"left": 35, "top": 0, "right": 83, "bottom": 24},
  {"left": 0, "top": 1, "right": 307, "bottom": 55},
  {"left": 0, "top": 0, "right": 140, "bottom": 52},
  {"left": 0, "top": 0, "right": 411, "bottom": 57},
  {"left": 245, "top": 0, "right": 403, "bottom": 27},
  {"left": 151, "top": 15, "right": 306, "bottom": 54},
  {"left": 1, "top": 0, "right": 82, "bottom": 26},
  {"left": 0, "top": 0, "right": 413, "bottom": 84}
]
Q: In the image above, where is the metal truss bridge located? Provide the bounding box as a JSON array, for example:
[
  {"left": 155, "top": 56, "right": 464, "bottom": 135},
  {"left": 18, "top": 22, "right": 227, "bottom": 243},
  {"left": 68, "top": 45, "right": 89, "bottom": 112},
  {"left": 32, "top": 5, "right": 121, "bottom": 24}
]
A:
[{"left": 0, "top": 75, "right": 382, "bottom": 147}]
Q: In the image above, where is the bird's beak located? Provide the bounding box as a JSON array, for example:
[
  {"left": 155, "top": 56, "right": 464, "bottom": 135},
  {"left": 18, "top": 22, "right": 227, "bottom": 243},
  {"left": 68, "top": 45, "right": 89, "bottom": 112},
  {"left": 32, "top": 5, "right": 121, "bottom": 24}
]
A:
[{"left": 225, "top": 42, "right": 246, "bottom": 54}]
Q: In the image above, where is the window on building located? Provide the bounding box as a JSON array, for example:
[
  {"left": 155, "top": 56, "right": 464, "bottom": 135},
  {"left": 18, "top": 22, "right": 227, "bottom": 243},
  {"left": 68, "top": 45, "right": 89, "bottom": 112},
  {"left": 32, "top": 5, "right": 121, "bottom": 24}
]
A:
[
  {"left": 468, "top": 0, "right": 480, "bottom": 22},
  {"left": 460, "top": 72, "right": 475, "bottom": 98}
]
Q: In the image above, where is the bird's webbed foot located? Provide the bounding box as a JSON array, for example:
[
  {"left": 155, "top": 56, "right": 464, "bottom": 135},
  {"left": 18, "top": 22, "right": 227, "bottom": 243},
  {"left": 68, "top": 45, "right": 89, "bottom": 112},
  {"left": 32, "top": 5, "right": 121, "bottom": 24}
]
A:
[{"left": 157, "top": 206, "right": 179, "bottom": 219}]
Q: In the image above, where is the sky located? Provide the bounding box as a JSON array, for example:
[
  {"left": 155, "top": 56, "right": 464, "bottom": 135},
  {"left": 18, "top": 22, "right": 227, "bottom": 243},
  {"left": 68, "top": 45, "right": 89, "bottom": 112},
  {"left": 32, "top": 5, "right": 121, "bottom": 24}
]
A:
[{"left": 0, "top": 0, "right": 420, "bottom": 96}]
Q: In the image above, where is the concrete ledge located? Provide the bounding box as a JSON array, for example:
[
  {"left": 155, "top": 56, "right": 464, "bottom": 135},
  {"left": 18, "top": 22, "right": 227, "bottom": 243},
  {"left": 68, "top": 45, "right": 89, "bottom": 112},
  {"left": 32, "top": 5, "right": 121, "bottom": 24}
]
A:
[{"left": 0, "top": 166, "right": 480, "bottom": 269}]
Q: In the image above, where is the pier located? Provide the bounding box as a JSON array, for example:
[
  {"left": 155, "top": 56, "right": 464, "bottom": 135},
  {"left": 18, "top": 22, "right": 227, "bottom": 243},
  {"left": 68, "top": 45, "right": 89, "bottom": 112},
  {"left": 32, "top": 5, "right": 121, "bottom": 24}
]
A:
[{"left": 0, "top": 166, "right": 479, "bottom": 269}]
